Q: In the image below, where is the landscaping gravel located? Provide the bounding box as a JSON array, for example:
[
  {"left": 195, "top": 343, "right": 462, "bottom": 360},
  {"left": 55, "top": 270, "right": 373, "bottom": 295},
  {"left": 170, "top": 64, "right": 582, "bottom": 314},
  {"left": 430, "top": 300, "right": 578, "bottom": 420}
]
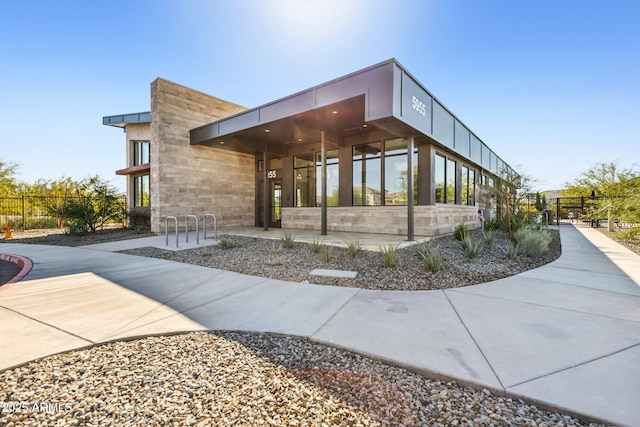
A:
[
  {"left": 0, "top": 332, "right": 600, "bottom": 426},
  {"left": 1, "top": 226, "right": 602, "bottom": 426},
  {"left": 119, "top": 229, "right": 561, "bottom": 291}
]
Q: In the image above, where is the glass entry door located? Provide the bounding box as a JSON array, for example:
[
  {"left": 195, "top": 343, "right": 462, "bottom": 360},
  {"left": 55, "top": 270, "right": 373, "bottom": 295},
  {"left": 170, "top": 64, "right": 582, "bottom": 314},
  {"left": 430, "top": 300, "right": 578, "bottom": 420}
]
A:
[
  {"left": 271, "top": 180, "right": 282, "bottom": 227},
  {"left": 257, "top": 179, "right": 282, "bottom": 228}
]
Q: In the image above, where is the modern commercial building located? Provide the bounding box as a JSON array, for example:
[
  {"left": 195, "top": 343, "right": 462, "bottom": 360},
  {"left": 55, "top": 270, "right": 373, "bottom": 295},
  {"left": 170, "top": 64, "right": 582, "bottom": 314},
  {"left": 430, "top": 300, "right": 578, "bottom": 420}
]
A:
[{"left": 104, "top": 59, "right": 518, "bottom": 239}]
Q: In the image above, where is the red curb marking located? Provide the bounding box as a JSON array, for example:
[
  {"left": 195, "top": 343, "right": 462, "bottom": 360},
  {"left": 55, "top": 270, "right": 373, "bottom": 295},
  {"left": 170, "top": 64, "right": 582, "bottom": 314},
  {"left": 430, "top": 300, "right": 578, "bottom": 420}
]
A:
[{"left": 0, "top": 252, "right": 34, "bottom": 285}]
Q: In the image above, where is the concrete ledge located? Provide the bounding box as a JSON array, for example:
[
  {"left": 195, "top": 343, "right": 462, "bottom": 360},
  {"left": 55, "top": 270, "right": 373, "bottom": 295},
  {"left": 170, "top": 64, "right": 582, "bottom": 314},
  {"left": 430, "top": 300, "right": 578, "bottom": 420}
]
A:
[
  {"left": 0, "top": 252, "right": 34, "bottom": 285},
  {"left": 309, "top": 268, "right": 358, "bottom": 279}
]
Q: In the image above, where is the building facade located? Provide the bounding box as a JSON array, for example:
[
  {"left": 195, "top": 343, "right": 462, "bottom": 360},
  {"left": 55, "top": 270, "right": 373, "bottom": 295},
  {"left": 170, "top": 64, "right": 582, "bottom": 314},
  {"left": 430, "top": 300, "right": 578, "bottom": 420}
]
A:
[{"left": 105, "top": 59, "right": 518, "bottom": 238}]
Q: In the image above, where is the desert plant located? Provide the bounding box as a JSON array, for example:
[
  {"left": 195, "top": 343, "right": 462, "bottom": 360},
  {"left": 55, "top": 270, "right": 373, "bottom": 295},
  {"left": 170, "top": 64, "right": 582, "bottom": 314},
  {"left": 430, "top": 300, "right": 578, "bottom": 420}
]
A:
[
  {"left": 320, "top": 244, "right": 333, "bottom": 263},
  {"left": 460, "top": 235, "right": 483, "bottom": 258},
  {"left": 453, "top": 223, "right": 469, "bottom": 241},
  {"left": 345, "top": 240, "right": 363, "bottom": 258},
  {"left": 514, "top": 226, "right": 552, "bottom": 257},
  {"left": 309, "top": 238, "right": 323, "bottom": 254},
  {"left": 416, "top": 243, "right": 443, "bottom": 272},
  {"left": 127, "top": 210, "right": 150, "bottom": 233},
  {"left": 380, "top": 243, "right": 399, "bottom": 268},
  {"left": 501, "top": 242, "right": 519, "bottom": 259},
  {"left": 280, "top": 231, "right": 296, "bottom": 249},
  {"left": 217, "top": 236, "right": 235, "bottom": 249},
  {"left": 63, "top": 176, "right": 125, "bottom": 235},
  {"left": 482, "top": 229, "right": 496, "bottom": 246}
]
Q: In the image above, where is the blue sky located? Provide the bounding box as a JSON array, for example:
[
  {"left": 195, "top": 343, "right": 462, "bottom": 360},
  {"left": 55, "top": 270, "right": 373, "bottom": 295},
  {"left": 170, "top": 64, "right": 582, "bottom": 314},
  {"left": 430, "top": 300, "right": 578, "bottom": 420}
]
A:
[{"left": 1, "top": 0, "right": 638, "bottom": 193}]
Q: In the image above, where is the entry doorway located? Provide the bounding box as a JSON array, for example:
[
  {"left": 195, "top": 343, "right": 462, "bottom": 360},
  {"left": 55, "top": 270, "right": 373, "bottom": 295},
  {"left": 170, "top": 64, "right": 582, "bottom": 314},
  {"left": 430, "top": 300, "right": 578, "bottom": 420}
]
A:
[{"left": 257, "top": 179, "right": 282, "bottom": 228}]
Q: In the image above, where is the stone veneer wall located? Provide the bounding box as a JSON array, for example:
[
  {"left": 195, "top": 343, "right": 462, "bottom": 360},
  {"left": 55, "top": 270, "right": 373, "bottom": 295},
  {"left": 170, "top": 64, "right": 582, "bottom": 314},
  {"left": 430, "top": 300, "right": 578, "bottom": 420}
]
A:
[
  {"left": 281, "top": 205, "right": 479, "bottom": 237},
  {"left": 150, "top": 78, "right": 253, "bottom": 233}
]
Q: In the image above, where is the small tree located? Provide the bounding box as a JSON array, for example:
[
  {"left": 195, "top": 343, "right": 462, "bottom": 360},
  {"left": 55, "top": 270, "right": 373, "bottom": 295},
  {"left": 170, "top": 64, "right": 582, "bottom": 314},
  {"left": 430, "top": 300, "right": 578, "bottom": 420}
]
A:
[
  {"left": 64, "top": 176, "right": 125, "bottom": 234},
  {"left": 0, "top": 159, "right": 19, "bottom": 196}
]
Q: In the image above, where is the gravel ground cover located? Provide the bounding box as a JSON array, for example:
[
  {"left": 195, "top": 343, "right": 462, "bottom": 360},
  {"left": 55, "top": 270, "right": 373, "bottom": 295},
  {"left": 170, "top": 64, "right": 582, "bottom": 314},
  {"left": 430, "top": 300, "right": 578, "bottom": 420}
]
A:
[
  {"left": 0, "top": 331, "right": 600, "bottom": 427},
  {"left": 1, "top": 227, "right": 154, "bottom": 247},
  {"left": 597, "top": 228, "right": 640, "bottom": 256},
  {"left": 119, "top": 229, "right": 561, "bottom": 291}
]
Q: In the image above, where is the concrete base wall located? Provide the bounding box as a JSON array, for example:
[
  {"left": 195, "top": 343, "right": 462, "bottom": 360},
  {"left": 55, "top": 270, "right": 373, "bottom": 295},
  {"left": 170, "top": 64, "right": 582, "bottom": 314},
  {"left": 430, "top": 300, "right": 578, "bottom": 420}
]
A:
[
  {"left": 150, "top": 78, "right": 254, "bottom": 233},
  {"left": 281, "top": 205, "right": 479, "bottom": 237}
]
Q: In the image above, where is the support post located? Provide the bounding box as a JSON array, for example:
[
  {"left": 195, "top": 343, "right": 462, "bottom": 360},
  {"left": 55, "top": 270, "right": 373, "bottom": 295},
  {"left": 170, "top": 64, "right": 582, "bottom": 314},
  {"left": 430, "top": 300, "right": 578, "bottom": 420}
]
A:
[
  {"left": 321, "top": 130, "right": 327, "bottom": 235},
  {"left": 407, "top": 135, "right": 415, "bottom": 241},
  {"left": 263, "top": 147, "right": 269, "bottom": 231}
]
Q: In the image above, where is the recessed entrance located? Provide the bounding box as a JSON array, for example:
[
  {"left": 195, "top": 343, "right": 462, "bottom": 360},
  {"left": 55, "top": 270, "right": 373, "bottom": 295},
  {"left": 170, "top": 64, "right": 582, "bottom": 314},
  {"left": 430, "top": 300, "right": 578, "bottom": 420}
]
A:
[{"left": 257, "top": 179, "right": 282, "bottom": 228}]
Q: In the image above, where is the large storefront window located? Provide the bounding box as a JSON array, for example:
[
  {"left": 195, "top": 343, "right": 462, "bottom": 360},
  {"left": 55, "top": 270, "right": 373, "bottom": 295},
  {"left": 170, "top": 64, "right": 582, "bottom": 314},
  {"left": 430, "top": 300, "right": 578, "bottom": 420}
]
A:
[
  {"left": 353, "top": 142, "right": 382, "bottom": 206},
  {"left": 133, "top": 174, "right": 149, "bottom": 207},
  {"left": 435, "top": 153, "right": 457, "bottom": 204},
  {"left": 294, "top": 154, "right": 314, "bottom": 207},
  {"left": 446, "top": 158, "right": 456, "bottom": 204},
  {"left": 294, "top": 150, "right": 339, "bottom": 207},
  {"left": 461, "top": 167, "right": 476, "bottom": 206},
  {"left": 134, "top": 141, "right": 150, "bottom": 166},
  {"left": 316, "top": 150, "right": 339, "bottom": 207},
  {"left": 384, "top": 138, "right": 417, "bottom": 205},
  {"left": 435, "top": 154, "right": 445, "bottom": 203}
]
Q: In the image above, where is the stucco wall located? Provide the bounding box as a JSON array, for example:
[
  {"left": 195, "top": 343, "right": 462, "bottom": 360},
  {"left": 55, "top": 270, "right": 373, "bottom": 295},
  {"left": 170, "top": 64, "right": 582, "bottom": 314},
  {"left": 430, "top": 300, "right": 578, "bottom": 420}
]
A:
[
  {"left": 281, "top": 205, "right": 479, "bottom": 237},
  {"left": 150, "top": 78, "right": 253, "bottom": 233}
]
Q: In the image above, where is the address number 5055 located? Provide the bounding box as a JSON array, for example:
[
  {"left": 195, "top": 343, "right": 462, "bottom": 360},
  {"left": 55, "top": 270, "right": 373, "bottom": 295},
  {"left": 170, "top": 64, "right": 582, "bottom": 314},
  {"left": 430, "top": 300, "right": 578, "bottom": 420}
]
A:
[{"left": 412, "top": 96, "right": 426, "bottom": 116}]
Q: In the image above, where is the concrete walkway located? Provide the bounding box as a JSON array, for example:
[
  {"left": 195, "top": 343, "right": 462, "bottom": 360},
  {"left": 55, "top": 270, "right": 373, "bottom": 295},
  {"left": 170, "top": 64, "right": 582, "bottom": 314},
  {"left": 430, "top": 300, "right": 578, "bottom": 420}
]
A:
[{"left": 1, "top": 225, "right": 638, "bottom": 425}]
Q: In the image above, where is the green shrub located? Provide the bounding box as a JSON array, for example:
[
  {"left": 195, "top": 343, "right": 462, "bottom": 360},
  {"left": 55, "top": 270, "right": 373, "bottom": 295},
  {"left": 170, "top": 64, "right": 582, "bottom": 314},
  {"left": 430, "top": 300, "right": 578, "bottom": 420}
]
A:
[
  {"left": 320, "top": 244, "right": 332, "bottom": 263},
  {"left": 482, "top": 229, "right": 496, "bottom": 246},
  {"left": 217, "top": 236, "right": 235, "bottom": 249},
  {"left": 345, "top": 240, "right": 363, "bottom": 258},
  {"left": 380, "top": 243, "right": 399, "bottom": 268},
  {"left": 501, "top": 242, "right": 520, "bottom": 259},
  {"left": 514, "top": 227, "right": 552, "bottom": 257},
  {"left": 453, "top": 223, "right": 469, "bottom": 241},
  {"left": 309, "top": 238, "right": 323, "bottom": 254},
  {"left": 619, "top": 227, "right": 640, "bottom": 239},
  {"left": 280, "top": 231, "right": 296, "bottom": 249},
  {"left": 484, "top": 217, "right": 499, "bottom": 231},
  {"left": 416, "top": 243, "right": 443, "bottom": 272},
  {"left": 128, "top": 210, "right": 150, "bottom": 233},
  {"left": 460, "top": 235, "right": 482, "bottom": 258}
]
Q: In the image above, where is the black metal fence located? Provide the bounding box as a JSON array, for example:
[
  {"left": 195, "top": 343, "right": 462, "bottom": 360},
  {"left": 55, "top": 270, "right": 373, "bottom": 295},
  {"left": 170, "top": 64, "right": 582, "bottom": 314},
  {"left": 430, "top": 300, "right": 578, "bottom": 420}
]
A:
[{"left": 0, "top": 196, "right": 126, "bottom": 231}]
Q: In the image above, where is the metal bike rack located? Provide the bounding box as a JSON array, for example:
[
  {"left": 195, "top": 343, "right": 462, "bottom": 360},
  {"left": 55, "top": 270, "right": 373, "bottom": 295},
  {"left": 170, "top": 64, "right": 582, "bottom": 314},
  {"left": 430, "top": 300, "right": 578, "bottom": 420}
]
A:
[
  {"left": 185, "top": 215, "right": 199, "bottom": 244},
  {"left": 165, "top": 216, "right": 179, "bottom": 248},
  {"left": 204, "top": 213, "right": 217, "bottom": 240}
]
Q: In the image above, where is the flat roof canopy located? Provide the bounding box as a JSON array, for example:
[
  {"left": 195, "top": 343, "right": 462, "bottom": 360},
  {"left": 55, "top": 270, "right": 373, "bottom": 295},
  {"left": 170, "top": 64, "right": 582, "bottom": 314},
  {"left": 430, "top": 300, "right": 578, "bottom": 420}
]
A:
[
  {"left": 103, "top": 111, "right": 151, "bottom": 128},
  {"left": 190, "top": 59, "right": 518, "bottom": 183}
]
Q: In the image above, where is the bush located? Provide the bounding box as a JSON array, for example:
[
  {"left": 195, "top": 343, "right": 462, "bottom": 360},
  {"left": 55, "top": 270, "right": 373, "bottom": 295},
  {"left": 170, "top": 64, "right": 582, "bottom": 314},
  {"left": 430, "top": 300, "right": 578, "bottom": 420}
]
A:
[
  {"left": 453, "top": 223, "right": 469, "bottom": 241},
  {"left": 217, "top": 236, "right": 235, "bottom": 249},
  {"left": 460, "top": 235, "right": 483, "bottom": 259},
  {"left": 345, "top": 240, "right": 363, "bottom": 258},
  {"left": 380, "top": 243, "right": 399, "bottom": 268},
  {"left": 309, "top": 238, "right": 323, "bottom": 254},
  {"left": 416, "top": 243, "right": 443, "bottom": 272},
  {"left": 514, "top": 227, "right": 552, "bottom": 257},
  {"left": 482, "top": 229, "right": 496, "bottom": 246},
  {"left": 320, "top": 244, "right": 332, "bottom": 263},
  {"left": 63, "top": 177, "right": 125, "bottom": 234},
  {"left": 280, "top": 231, "right": 296, "bottom": 249},
  {"left": 501, "top": 242, "right": 520, "bottom": 259},
  {"left": 128, "top": 210, "right": 150, "bottom": 233}
]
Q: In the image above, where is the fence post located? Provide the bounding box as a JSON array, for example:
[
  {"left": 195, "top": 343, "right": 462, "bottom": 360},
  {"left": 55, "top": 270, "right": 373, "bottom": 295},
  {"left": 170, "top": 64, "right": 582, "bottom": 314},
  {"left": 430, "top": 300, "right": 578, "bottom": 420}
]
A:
[{"left": 22, "top": 195, "right": 26, "bottom": 230}]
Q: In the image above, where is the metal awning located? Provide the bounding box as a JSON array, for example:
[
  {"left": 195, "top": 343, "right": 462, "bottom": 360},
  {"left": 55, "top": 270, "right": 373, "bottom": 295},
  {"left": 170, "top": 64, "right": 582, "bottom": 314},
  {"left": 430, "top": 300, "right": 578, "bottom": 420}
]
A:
[{"left": 103, "top": 111, "right": 151, "bottom": 128}]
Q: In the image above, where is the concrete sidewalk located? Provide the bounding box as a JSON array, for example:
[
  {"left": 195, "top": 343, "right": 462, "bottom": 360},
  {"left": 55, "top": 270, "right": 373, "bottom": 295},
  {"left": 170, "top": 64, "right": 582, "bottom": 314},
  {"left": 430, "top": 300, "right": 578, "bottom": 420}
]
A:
[{"left": 1, "top": 225, "right": 639, "bottom": 425}]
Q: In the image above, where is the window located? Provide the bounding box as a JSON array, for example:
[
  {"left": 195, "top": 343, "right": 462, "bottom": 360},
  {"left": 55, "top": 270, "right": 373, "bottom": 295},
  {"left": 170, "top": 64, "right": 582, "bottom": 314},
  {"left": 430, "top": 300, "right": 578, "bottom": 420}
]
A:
[
  {"left": 294, "top": 151, "right": 339, "bottom": 207},
  {"left": 435, "top": 154, "right": 445, "bottom": 203},
  {"left": 446, "top": 158, "right": 456, "bottom": 204},
  {"left": 316, "top": 150, "right": 339, "bottom": 207},
  {"left": 133, "top": 141, "right": 150, "bottom": 166},
  {"left": 294, "top": 154, "right": 314, "bottom": 207},
  {"left": 436, "top": 153, "right": 457, "bottom": 204},
  {"left": 384, "top": 138, "right": 417, "bottom": 205},
  {"left": 353, "top": 142, "right": 382, "bottom": 206},
  {"left": 133, "top": 175, "right": 149, "bottom": 207},
  {"left": 461, "top": 166, "right": 475, "bottom": 206}
]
